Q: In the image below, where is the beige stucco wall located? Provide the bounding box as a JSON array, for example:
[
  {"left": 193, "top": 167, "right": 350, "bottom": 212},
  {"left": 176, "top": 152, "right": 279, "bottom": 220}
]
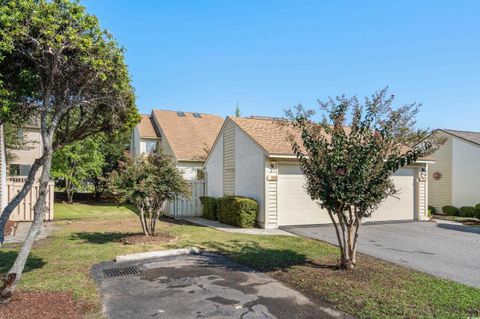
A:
[
  {"left": 10, "top": 128, "right": 42, "bottom": 166},
  {"left": 428, "top": 132, "right": 453, "bottom": 211}
]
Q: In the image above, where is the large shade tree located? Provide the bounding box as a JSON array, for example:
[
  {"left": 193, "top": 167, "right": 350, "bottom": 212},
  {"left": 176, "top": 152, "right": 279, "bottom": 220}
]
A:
[
  {"left": 284, "top": 89, "right": 432, "bottom": 269},
  {"left": 0, "top": 0, "right": 138, "bottom": 301}
]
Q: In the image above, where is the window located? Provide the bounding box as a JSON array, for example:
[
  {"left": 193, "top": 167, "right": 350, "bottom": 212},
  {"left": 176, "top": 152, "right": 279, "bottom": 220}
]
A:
[
  {"left": 9, "top": 164, "right": 20, "bottom": 176},
  {"left": 9, "top": 164, "right": 31, "bottom": 176},
  {"left": 144, "top": 140, "right": 157, "bottom": 154},
  {"left": 176, "top": 111, "right": 185, "bottom": 117},
  {"left": 16, "top": 129, "right": 25, "bottom": 144},
  {"left": 192, "top": 113, "right": 202, "bottom": 118},
  {"left": 196, "top": 168, "right": 205, "bottom": 180}
]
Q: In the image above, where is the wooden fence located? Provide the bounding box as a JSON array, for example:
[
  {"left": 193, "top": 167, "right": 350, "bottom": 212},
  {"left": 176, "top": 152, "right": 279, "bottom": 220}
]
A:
[
  {"left": 167, "top": 180, "right": 205, "bottom": 218},
  {"left": 7, "top": 176, "right": 54, "bottom": 221}
]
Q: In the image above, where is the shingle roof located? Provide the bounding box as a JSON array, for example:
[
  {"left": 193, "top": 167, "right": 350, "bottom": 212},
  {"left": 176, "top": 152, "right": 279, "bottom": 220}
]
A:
[
  {"left": 229, "top": 116, "right": 301, "bottom": 155},
  {"left": 137, "top": 115, "right": 160, "bottom": 139},
  {"left": 152, "top": 110, "right": 224, "bottom": 161},
  {"left": 442, "top": 129, "right": 480, "bottom": 146},
  {"left": 229, "top": 116, "right": 433, "bottom": 161}
]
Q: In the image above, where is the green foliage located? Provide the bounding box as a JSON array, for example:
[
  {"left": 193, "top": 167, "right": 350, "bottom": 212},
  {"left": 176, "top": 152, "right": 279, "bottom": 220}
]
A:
[
  {"left": 285, "top": 88, "right": 432, "bottom": 268},
  {"left": 459, "top": 206, "right": 475, "bottom": 218},
  {"left": 0, "top": 0, "right": 139, "bottom": 147},
  {"left": 51, "top": 137, "right": 105, "bottom": 203},
  {"left": 428, "top": 205, "right": 436, "bottom": 216},
  {"left": 107, "top": 149, "right": 190, "bottom": 235},
  {"left": 475, "top": 204, "right": 480, "bottom": 219},
  {"left": 217, "top": 196, "right": 258, "bottom": 228},
  {"left": 199, "top": 196, "right": 218, "bottom": 220},
  {"left": 442, "top": 205, "right": 460, "bottom": 216}
]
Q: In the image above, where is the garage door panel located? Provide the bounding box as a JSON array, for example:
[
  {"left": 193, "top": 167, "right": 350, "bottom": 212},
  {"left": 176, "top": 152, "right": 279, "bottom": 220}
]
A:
[{"left": 277, "top": 164, "right": 416, "bottom": 226}]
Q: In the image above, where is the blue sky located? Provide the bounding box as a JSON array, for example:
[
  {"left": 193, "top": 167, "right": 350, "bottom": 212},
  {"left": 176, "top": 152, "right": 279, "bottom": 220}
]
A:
[{"left": 83, "top": 0, "right": 480, "bottom": 131}]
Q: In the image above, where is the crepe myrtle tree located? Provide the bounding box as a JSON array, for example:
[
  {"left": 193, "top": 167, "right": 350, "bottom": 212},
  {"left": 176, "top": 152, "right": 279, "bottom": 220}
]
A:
[
  {"left": 107, "top": 149, "right": 190, "bottom": 236},
  {"left": 284, "top": 89, "right": 432, "bottom": 269},
  {"left": 0, "top": 0, "right": 138, "bottom": 301}
]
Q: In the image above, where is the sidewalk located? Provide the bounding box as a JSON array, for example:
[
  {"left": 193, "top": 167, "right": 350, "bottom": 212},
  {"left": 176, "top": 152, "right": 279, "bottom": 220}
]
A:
[
  {"left": 181, "top": 217, "right": 296, "bottom": 236},
  {"left": 3, "top": 222, "right": 55, "bottom": 244}
]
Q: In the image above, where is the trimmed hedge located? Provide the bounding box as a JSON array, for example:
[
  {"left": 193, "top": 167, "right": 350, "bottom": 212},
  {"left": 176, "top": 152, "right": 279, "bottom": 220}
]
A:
[
  {"left": 460, "top": 206, "right": 475, "bottom": 217},
  {"left": 442, "top": 205, "right": 460, "bottom": 216},
  {"left": 217, "top": 196, "right": 258, "bottom": 228},
  {"left": 428, "top": 205, "right": 436, "bottom": 216},
  {"left": 199, "top": 196, "right": 218, "bottom": 220},
  {"left": 459, "top": 206, "right": 475, "bottom": 218},
  {"left": 475, "top": 203, "right": 480, "bottom": 219}
]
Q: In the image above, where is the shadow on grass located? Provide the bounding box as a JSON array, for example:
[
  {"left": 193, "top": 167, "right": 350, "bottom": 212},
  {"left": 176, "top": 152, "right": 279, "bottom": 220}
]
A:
[
  {"left": 0, "top": 251, "right": 46, "bottom": 274},
  {"left": 202, "top": 239, "right": 339, "bottom": 272},
  {"left": 69, "top": 232, "right": 139, "bottom": 244}
]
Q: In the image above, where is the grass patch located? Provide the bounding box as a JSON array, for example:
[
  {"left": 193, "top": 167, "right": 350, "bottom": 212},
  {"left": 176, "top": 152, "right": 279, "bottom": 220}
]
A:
[{"left": 2, "top": 202, "right": 480, "bottom": 319}]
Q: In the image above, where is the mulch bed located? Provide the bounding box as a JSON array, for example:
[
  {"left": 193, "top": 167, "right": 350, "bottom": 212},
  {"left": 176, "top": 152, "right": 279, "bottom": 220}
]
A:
[
  {"left": 463, "top": 220, "right": 480, "bottom": 226},
  {"left": 0, "top": 292, "right": 83, "bottom": 319},
  {"left": 120, "top": 233, "right": 176, "bottom": 245}
]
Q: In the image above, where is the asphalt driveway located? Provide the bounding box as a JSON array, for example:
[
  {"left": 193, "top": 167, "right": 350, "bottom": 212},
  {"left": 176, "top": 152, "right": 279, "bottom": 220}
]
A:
[
  {"left": 91, "top": 252, "right": 351, "bottom": 319},
  {"left": 283, "top": 221, "right": 480, "bottom": 288}
]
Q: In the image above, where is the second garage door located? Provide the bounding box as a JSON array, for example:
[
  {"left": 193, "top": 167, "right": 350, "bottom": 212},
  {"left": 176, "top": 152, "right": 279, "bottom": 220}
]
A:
[{"left": 276, "top": 164, "right": 416, "bottom": 226}]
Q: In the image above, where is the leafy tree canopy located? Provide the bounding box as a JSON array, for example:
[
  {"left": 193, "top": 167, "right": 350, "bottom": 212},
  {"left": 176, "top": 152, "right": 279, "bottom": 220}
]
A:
[{"left": 107, "top": 149, "right": 190, "bottom": 236}]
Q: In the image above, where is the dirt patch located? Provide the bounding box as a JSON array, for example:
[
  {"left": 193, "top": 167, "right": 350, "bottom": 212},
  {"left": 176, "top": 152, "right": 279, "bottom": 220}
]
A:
[
  {"left": 120, "top": 232, "right": 176, "bottom": 245},
  {"left": 0, "top": 291, "right": 85, "bottom": 319},
  {"left": 3, "top": 221, "right": 18, "bottom": 237}
]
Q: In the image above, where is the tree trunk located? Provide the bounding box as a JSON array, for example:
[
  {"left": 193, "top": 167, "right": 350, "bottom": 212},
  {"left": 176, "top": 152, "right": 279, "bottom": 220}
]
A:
[
  {"left": 0, "top": 156, "right": 45, "bottom": 246},
  {"left": 138, "top": 205, "right": 148, "bottom": 236},
  {"left": 328, "top": 210, "right": 360, "bottom": 270},
  {"left": 0, "top": 148, "right": 53, "bottom": 302}
]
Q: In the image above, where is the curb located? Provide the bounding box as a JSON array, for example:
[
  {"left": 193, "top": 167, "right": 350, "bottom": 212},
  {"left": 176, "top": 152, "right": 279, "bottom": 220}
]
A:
[{"left": 115, "top": 247, "right": 201, "bottom": 262}]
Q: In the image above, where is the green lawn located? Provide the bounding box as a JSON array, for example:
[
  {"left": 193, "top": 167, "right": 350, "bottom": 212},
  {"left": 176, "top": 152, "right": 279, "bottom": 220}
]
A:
[{"left": 2, "top": 202, "right": 480, "bottom": 319}]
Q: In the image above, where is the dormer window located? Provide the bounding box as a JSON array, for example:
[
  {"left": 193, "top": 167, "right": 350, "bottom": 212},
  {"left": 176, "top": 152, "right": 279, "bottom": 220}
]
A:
[
  {"left": 193, "top": 113, "right": 202, "bottom": 118},
  {"left": 177, "top": 111, "right": 185, "bottom": 117}
]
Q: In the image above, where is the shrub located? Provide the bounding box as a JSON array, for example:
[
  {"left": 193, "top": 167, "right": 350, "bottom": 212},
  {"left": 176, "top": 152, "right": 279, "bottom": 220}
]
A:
[
  {"left": 459, "top": 206, "right": 475, "bottom": 218},
  {"left": 442, "top": 205, "right": 460, "bottom": 216},
  {"left": 428, "top": 205, "right": 436, "bottom": 216},
  {"left": 217, "top": 196, "right": 258, "bottom": 228},
  {"left": 475, "top": 203, "right": 480, "bottom": 219},
  {"left": 199, "top": 196, "right": 218, "bottom": 220}
]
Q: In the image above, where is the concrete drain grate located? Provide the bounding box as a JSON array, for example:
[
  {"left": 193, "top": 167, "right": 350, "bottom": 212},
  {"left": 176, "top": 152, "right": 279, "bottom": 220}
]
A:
[{"left": 102, "top": 266, "right": 141, "bottom": 278}]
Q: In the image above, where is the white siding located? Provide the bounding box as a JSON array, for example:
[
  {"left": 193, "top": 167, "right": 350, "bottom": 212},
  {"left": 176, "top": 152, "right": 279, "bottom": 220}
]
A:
[
  {"left": 428, "top": 132, "right": 452, "bottom": 210},
  {"left": 451, "top": 138, "right": 480, "bottom": 207},
  {"left": 233, "top": 126, "right": 265, "bottom": 225},
  {"left": 223, "top": 122, "right": 235, "bottom": 195},
  {"left": 206, "top": 134, "right": 224, "bottom": 197}
]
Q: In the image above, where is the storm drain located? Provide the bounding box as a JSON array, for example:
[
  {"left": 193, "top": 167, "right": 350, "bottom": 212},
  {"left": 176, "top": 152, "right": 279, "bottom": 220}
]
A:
[{"left": 102, "top": 266, "right": 141, "bottom": 278}]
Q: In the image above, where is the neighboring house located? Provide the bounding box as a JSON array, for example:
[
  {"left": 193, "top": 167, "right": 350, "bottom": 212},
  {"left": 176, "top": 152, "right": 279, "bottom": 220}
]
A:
[
  {"left": 131, "top": 110, "right": 224, "bottom": 181},
  {"left": 8, "top": 119, "right": 42, "bottom": 177},
  {"left": 205, "top": 116, "right": 432, "bottom": 229},
  {"left": 427, "top": 129, "right": 480, "bottom": 211},
  {"left": 131, "top": 109, "right": 224, "bottom": 217},
  {"left": 4, "top": 121, "right": 54, "bottom": 221}
]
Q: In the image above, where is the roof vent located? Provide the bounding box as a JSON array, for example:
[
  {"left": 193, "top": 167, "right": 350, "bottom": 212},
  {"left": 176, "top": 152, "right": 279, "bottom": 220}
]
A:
[
  {"left": 192, "top": 113, "right": 202, "bottom": 118},
  {"left": 177, "top": 111, "right": 186, "bottom": 117}
]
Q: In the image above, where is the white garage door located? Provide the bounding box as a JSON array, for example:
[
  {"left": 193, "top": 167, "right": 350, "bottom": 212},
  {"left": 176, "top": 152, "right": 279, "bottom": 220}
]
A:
[{"left": 277, "top": 164, "right": 416, "bottom": 226}]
